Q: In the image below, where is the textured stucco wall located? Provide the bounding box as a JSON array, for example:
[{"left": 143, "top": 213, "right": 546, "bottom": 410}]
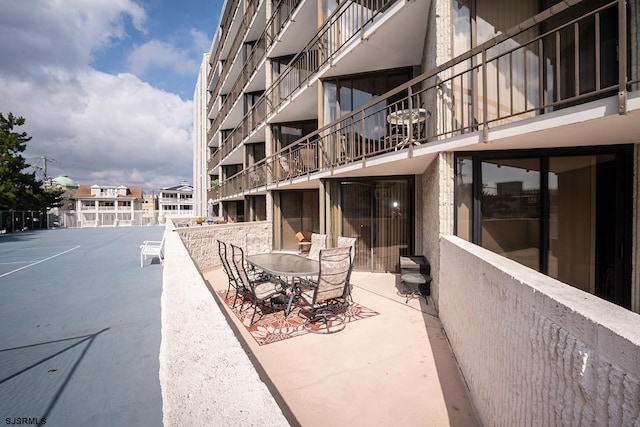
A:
[
  {"left": 160, "top": 222, "right": 288, "bottom": 426},
  {"left": 439, "top": 236, "right": 640, "bottom": 427},
  {"left": 176, "top": 221, "right": 272, "bottom": 272},
  {"left": 420, "top": 152, "right": 455, "bottom": 310}
]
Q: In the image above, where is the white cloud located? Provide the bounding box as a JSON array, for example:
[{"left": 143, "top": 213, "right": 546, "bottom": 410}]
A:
[
  {"left": 0, "top": 0, "right": 196, "bottom": 191},
  {"left": 0, "top": 0, "right": 146, "bottom": 75},
  {"left": 127, "top": 40, "right": 199, "bottom": 75}
]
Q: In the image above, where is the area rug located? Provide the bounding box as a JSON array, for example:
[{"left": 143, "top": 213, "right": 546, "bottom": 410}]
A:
[{"left": 217, "top": 290, "right": 379, "bottom": 345}]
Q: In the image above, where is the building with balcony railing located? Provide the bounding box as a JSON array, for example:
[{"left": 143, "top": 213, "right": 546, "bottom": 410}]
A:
[
  {"left": 194, "top": 0, "right": 640, "bottom": 424},
  {"left": 159, "top": 182, "right": 195, "bottom": 220},
  {"left": 73, "top": 184, "right": 144, "bottom": 227}
]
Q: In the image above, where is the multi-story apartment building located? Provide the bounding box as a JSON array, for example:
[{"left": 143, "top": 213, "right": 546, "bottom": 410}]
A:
[
  {"left": 73, "top": 184, "right": 144, "bottom": 227},
  {"left": 194, "top": 53, "right": 211, "bottom": 218},
  {"left": 195, "top": 1, "right": 639, "bottom": 423},
  {"left": 159, "top": 182, "right": 195, "bottom": 220}
]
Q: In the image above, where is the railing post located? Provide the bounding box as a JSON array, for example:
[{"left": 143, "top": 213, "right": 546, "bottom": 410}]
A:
[
  {"left": 482, "top": 49, "right": 489, "bottom": 143},
  {"left": 618, "top": 0, "right": 627, "bottom": 115}
]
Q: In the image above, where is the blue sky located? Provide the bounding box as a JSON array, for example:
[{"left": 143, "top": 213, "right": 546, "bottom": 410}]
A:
[{"left": 0, "top": 0, "right": 223, "bottom": 191}]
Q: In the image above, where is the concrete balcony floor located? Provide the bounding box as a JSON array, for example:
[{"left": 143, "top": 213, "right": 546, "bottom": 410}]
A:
[{"left": 202, "top": 268, "right": 479, "bottom": 426}]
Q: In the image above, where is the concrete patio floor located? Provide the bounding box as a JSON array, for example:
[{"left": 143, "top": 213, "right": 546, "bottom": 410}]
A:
[{"left": 202, "top": 267, "right": 479, "bottom": 427}]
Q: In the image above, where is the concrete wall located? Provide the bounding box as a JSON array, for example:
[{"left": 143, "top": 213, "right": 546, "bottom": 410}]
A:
[
  {"left": 160, "top": 220, "right": 288, "bottom": 426},
  {"left": 176, "top": 221, "right": 272, "bottom": 272},
  {"left": 439, "top": 235, "right": 640, "bottom": 427}
]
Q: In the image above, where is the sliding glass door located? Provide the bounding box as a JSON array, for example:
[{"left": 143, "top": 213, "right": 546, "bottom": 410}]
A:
[{"left": 340, "top": 178, "right": 413, "bottom": 272}]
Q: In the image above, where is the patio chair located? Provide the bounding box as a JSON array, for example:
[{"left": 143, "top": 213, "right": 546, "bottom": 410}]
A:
[
  {"left": 140, "top": 236, "right": 165, "bottom": 267},
  {"left": 278, "top": 155, "right": 298, "bottom": 179},
  {"left": 299, "top": 147, "right": 315, "bottom": 172},
  {"left": 337, "top": 236, "right": 357, "bottom": 301},
  {"left": 308, "top": 232, "right": 327, "bottom": 261},
  {"left": 218, "top": 240, "right": 245, "bottom": 308},
  {"left": 297, "top": 246, "right": 353, "bottom": 334},
  {"left": 296, "top": 230, "right": 312, "bottom": 253},
  {"left": 230, "top": 244, "right": 285, "bottom": 325}
]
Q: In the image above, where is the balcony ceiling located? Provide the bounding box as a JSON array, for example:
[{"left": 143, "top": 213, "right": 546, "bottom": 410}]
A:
[
  {"left": 269, "top": 0, "right": 318, "bottom": 59},
  {"left": 453, "top": 93, "right": 640, "bottom": 153},
  {"left": 247, "top": 1, "right": 267, "bottom": 41},
  {"left": 266, "top": 0, "right": 431, "bottom": 125},
  {"left": 323, "top": 0, "right": 430, "bottom": 78}
]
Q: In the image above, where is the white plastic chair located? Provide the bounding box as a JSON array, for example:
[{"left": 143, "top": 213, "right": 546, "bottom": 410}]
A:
[{"left": 140, "top": 236, "right": 165, "bottom": 267}]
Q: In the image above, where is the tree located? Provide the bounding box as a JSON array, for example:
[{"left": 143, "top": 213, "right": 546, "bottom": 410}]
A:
[{"left": 0, "top": 112, "right": 63, "bottom": 211}]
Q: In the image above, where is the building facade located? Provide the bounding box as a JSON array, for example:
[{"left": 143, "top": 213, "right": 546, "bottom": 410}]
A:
[
  {"left": 195, "top": 1, "right": 640, "bottom": 421},
  {"left": 159, "top": 182, "right": 195, "bottom": 220},
  {"left": 73, "top": 184, "right": 144, "bottom": 227},
  {"left": 193, "top": 53, "right": 211, "bottom": 218}
]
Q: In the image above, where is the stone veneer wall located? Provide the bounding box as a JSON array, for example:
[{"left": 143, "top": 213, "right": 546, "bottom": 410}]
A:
[
  {"left": 175, "top": 221, "right": 272, "bottom": 272},
  {"left": 439, "top": 235, "right": 640, "bottom": 427},
  {"left": 420, "top": 152, "right": 455, "bottom": 310}
]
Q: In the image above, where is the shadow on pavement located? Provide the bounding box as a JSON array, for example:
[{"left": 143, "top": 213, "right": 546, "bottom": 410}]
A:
[{"left": 0, "top": 328, "right": 110, "bottom": 425}]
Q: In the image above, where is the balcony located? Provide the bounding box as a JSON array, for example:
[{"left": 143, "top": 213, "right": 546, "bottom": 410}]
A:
[
  {"left": 210, "top": 0, "right": 399, "bottom": 160},
  {"left": 217, "top": 0, "right": 638, "bottom": 201},
  {"left": 208, "top": 0, "right": 302, "bottom": 137}
]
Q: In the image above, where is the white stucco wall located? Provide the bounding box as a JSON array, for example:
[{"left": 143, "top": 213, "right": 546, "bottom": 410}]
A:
[
  {"left": 160, "top": 221, "right": 288, "bottom": 426},
  {"left": 439, "top": 235, "right": 640, "bottom": 427}
]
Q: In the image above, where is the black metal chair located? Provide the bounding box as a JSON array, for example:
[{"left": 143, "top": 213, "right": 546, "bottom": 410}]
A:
[
  {"left": 297, "top": 246, "right": 353, "bottom": 333},
  {"left": 230, "top": 244, "right": 285, "bottom": 325},
  {"left": 217, "top": 240, "right": 246, "bottom": 308}
]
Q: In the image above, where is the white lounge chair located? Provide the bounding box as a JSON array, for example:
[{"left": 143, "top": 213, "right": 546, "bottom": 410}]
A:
[{"left": 140, "top": 236, "right": 165, "bottom": 267}]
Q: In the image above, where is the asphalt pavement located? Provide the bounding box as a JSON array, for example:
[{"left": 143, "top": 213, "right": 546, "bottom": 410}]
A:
[{"left": 0, "top": 226, "right": 165, "bottom": 427}]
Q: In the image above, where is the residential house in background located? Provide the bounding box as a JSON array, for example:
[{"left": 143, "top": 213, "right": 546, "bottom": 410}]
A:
[
  {"left": 73, "top": 184, "right": 143, "bottom": 227},
  {"left": 159, "top": 182, "right": 194, "bottom": 220},
  {"left": 193, "top": 0, "right": 640, "bottom": 424}
]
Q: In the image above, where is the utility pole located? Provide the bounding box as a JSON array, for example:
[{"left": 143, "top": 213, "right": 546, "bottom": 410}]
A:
[{"left": 33, "top": 156, "right": 56, "bottom": 186}]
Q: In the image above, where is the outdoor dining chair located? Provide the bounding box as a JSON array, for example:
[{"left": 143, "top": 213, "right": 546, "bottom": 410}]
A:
[
  {"left": 230, "top": 244, "right": 285, "bottom": 325},
  {"left": 297, "top": 246, "right": 353, "bottom": 334},
  {"left": 218, "top": 240, "right": 245, "bottom": 308},
  {"left": 307, "top": 232, "right": 327, "bottom": 261},
  {"left": 337, "top": 236, "right": 357, "bottom": 301}
]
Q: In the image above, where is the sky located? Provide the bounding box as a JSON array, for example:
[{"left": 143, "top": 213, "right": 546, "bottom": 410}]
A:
[{"left": 0, "top": 0, "right": 223, "bottom": 193}]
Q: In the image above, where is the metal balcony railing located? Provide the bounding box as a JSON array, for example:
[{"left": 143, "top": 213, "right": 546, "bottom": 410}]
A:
[
  {"left": 208, "top": 0, "right": 303, "bottom": 143},
  {"left": 215, "top": 0, "right": 636, "bottom": 201},
  {"left": 214, "top": 0, "right": 398, "bottom": 164},
  {"left": 207, "top": 0, "right": 241, "bottom": 89},
  {"left": 208, "top": 0, "right": 261, "bottom": 120}
]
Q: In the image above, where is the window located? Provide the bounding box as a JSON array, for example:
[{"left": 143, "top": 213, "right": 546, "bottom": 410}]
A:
[
  {"left": 275, "top": 190, "right": 319, "bottom": 251},
  {"left": 455, "top": 146, "right": 633, "bottom": 309},
  {"left": 323, "top": 69, "right": 413, "bottom": 146},
  {"left": 272, "top": 120, "right": 317, "bottom": 151}
]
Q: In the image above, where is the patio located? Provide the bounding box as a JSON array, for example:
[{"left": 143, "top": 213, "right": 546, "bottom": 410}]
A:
[{"left": 201, "top": 267, "right": 479, "bottom": 426}]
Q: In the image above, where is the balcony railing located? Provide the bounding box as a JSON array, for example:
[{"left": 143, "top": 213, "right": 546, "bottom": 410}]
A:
[
  {"left": 217, "top": 0, "right": 636, "bottom": 200},
  {"left": 207, "top": 0, "right": 261, "bottom": 118},
  {"left": 213, "top": 0, "right": 398, "bottom": 161},
  {"left": 209, "top": 0, "right": 303, "bottom": 140},
  {"left": 207, "top": 0, "right": 242, "bottom": 89}
]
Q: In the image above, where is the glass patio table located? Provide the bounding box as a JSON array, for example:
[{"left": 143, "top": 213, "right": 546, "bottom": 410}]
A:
[{"left": 246, "top": 253, "right": 319, "bottom": 315}]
